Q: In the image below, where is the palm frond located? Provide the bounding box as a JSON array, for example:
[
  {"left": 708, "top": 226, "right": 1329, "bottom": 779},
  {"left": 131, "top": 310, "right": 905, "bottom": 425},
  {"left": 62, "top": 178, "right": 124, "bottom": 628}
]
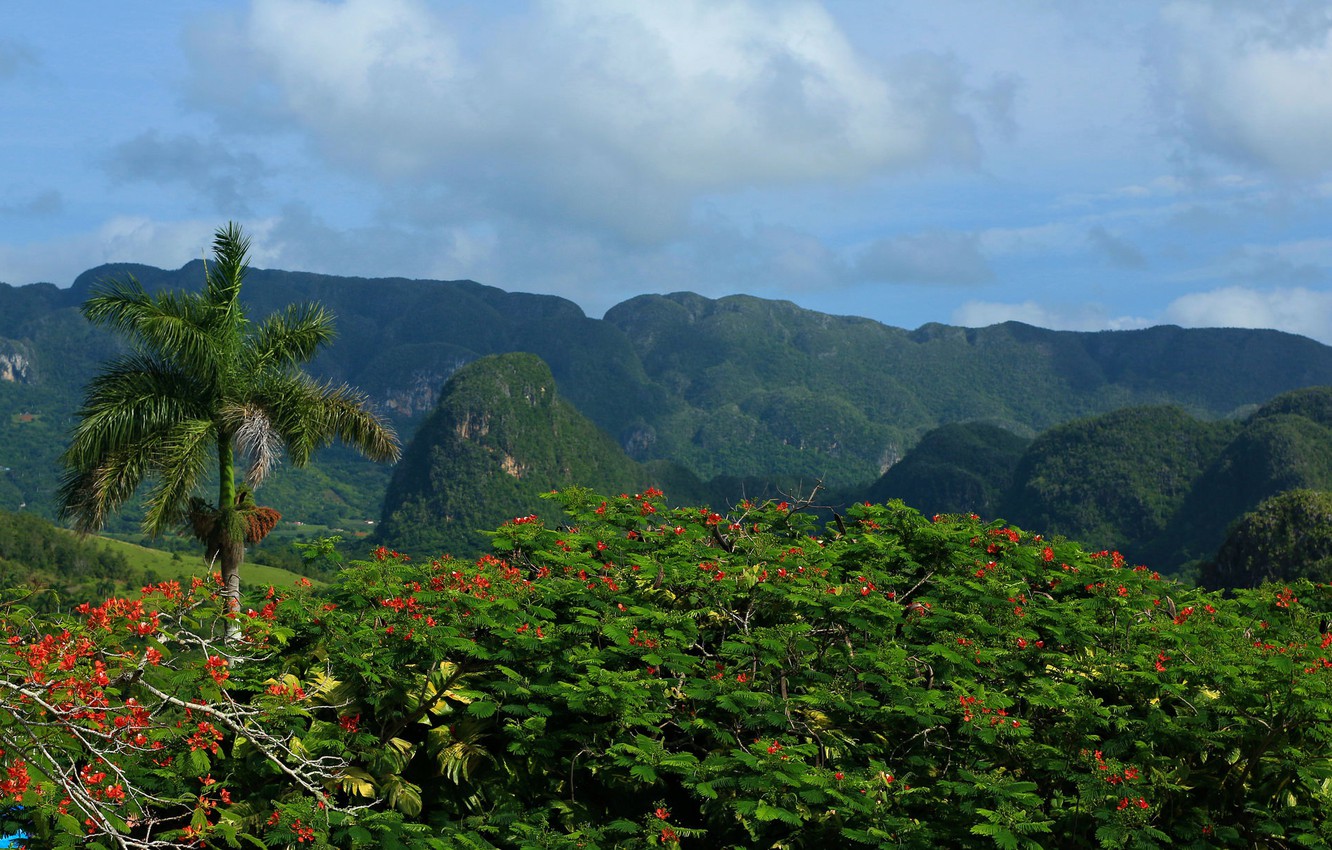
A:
[
  {"left": 141, "top": 418, "right": 215, "bottom": 536},
  {"left": 245, "top": 302, "right": 337, "bottom": 370},
  {"left": 203, "top": 222, "right": 250, "bottom": 317},
  {"left": 316, "top": 383, "right": 401, "bottom": 463},
  {"left": 225, "top": 402, "right": 286, "bottom": 488},
  {"left": 247, "top": 374, "right": 400, "bottom": 467},
  {"left": 82, "top": 279, "right": 220, "bottom": 371},
  {"left": 58, "top": 443, "right": 158, "bottom": 533},
  {"left": 62, "top": 357, "right": 205, "bottom": 471}
]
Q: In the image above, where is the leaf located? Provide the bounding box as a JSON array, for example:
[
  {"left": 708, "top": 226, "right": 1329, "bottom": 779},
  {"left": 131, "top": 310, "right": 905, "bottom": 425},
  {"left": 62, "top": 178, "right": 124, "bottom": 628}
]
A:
[
  {"left": 468, "top": 700, "right": 499, "bottom": 718},
  {"left": 630, "top": 764, "right": 658, "bottom": 783},
  {"left": 188, "top": 747, "right": 211, "bottom": 775},
  {"left": 339, "top": 767, "right": 378, "bottom": 798},
  {"left": 754, "top": 802, "right": 802, "bottom": 826},
  {"left": 383, "top": 775, "right": 424, "bottom": 818}
]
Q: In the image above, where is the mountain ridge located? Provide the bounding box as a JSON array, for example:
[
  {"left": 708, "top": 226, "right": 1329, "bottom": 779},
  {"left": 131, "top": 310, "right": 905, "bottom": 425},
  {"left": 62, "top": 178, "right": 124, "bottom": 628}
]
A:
[{"left": 6, "top": 262, "right": 1332, "bottom": 549}]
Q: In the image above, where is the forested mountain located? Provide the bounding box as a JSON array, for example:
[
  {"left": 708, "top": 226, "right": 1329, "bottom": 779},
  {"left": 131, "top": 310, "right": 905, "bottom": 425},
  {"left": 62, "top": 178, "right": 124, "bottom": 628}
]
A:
[
  {"left": 7, "top": 261, "right": 1332, "bottom": 553},
  {"left": 865, "top": 387, "right": 1332, "bottom": 582},
  {"left": 1203, "top": 489, "right": 1332, "bottom": 588},
  {"left": 864, "top": 422, "right": 1030, "bottom": 517},
  {"left": 1004, "top": 406, "right": 1241, "bottom": 558},
  {"left": 376, "top": 353, "right": 708, "bottom": 555},
  {"left": 1157, "top": 387, "right": 1332, "bottom": 568}
]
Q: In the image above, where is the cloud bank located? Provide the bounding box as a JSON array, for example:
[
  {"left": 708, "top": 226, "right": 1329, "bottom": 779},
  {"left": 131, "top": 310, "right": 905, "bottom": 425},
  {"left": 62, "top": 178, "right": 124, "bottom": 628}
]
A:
[{"left": 184, "top": 0, "right": 980, "bottom": 242}]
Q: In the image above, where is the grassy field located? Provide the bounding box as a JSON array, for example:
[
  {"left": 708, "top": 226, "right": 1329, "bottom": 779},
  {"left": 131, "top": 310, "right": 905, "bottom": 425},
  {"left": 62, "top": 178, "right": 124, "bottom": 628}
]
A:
[{"left": 95, "top": 535, "right": 323, "bottom": 589}]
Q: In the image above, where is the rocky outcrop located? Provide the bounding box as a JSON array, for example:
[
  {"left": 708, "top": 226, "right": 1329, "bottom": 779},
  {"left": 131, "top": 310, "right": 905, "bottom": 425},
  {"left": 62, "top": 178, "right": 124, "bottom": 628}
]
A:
[{"left": 0, "top": 343, "right": 33, "bottom": 384}]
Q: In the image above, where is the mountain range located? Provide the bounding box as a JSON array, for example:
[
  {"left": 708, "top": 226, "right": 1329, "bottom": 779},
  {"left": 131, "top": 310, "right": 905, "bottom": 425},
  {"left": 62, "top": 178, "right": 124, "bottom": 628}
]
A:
[{"left": 5, "top": 261, "right": 1332, "bottom": 573}]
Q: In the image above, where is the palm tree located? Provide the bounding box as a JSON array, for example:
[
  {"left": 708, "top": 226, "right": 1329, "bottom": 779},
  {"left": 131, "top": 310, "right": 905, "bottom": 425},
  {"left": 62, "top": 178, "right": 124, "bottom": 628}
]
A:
[{"left": 59, "top": 222, "right": 400, "bottom": 616}]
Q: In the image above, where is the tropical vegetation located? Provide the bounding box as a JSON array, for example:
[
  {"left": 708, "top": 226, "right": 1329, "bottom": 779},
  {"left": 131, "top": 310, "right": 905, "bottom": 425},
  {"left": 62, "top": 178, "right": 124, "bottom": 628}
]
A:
[
  {"left": 56, "top": 224, "right": 399, "bottom": 614},
  {"left": 4, "top": 489, "right": 1332, "bottom": 847}
]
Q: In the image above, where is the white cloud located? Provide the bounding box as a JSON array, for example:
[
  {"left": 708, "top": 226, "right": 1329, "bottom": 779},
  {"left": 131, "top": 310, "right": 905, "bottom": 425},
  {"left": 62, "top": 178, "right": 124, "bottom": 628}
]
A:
[
  {"left": 978, "top": 223, "right": 1079, "bottom": 258},
  {"left": 952, "top": 286, "right": 1332, "bottom": 344},
  {"left": 184, "top": 0, "right": 980, "bottom": 241},
  {"left": 1163, "top": 285, "right": 1332, "bottom": 342},
  {"left": 0, "top": 189, "right": 62, "bottom": 217},
  {"left": 1171, "top": 237, "right": 1332, "bottom": 286},
  {"left": 1087, "top": 226, "right": 1147, "bottom": 269},
  {"left": 103, "top": 132, "right": 269, "bottom": 213},
  {"left": 1158, "top": 2, "right": 1332, "bottom": 174}
]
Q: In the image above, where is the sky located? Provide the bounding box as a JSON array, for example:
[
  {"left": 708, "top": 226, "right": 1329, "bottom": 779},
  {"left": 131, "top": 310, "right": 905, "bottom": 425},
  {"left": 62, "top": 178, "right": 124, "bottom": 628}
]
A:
[{"left": 6, "top": 2, "right": 1332, "bottom": 343}]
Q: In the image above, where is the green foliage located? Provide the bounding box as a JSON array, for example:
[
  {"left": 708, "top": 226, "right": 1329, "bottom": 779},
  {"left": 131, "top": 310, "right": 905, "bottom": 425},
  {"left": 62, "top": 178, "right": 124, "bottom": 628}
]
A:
[
  {"left": 1202, "top": 489, "right": 1332, "bottom": 588},
  {"left": 270, "top": 491, "right": 1332, "bottom": 847},
  {"left": 0, "top": 569, "right": 352, "bottom": 849},
  {"left": 10, "top": 489, "right": 1332, "bottom": 846}
]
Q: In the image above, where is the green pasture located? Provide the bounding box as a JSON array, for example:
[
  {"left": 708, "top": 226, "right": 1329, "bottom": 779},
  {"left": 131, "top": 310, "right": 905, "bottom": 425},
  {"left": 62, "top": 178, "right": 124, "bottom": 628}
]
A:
[{"left": 94, "top": 535, "right": 322, "bottom": 589}]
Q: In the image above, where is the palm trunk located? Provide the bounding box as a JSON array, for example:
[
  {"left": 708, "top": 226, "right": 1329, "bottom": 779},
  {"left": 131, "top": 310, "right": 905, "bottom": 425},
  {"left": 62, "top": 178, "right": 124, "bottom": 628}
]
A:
[
  {"left": 217, "top": 436, "right": 242, "bottom": 630},
  {"left": 218, "top": 535, "right": 245, "bottom": 639}
]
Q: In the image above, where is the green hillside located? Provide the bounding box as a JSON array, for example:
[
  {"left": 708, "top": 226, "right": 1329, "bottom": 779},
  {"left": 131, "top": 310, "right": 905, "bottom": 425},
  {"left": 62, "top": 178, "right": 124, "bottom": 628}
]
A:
[
  {"left": 1202, "top": 489, "right": 1332, "bottom": 588},
  {"left": 0, "top": 508, "right": 132, "bottom": 604},
  {"left": 604, "top": 293, "right": 1332, "bottom": 484},
  {"left": 865, "top": 421, "right": 1030, "bottom": 516},
  {"left": 376, "top": 353, "right": 702, "bottom": 556},
  {"left": 0, "top": 508, "right": 314, "bottom": 608},
  {"left": 1157, "top": 389, "right": 1332, "bottom": 568},
  {"left": 1003, "top": 406, "right": 1240, "bottom": 556},
  {"left": 857, "top": 387, "right": 1332, "bottom": 584}
]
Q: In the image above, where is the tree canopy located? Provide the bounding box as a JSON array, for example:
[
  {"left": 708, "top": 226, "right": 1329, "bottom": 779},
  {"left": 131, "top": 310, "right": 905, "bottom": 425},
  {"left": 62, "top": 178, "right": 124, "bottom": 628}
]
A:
[
  {"left": 58, "top": 223, "right": 399, "bottom": 609},
  {"left": 5, "top": 489, "right": 1332, "bottom": 847}
]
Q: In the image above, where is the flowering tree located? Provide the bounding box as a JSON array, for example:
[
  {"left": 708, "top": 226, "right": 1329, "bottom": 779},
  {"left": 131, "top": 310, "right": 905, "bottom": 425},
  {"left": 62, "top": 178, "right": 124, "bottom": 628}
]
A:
[
  {"left": 269, "top": 489, "right": 1332, "bottom": 848},
  {"left": 5, "top": 488, "right": 1332, "bottom": 847},
  {"left": 0, "top": 574, "right": 359, "bottom": 848}
]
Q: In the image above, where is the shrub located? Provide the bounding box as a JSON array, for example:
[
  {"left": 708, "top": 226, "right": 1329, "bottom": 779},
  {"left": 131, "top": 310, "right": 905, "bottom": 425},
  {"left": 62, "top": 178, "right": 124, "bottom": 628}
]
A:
[{"left": 5, "top": 489, "right": 1332, "bottom": 848}]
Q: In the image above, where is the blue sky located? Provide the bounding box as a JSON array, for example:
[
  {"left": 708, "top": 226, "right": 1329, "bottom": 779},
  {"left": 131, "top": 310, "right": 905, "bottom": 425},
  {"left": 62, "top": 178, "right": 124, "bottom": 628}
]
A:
[{"left": 5, "top": 1, "right": 1332, "bottom": 342}]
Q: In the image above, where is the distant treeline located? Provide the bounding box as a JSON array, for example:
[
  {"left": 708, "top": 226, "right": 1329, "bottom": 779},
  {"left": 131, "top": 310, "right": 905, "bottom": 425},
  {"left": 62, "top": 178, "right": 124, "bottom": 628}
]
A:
[{"left": 0, "top": 508, "right": 131, "bottom": 604}]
